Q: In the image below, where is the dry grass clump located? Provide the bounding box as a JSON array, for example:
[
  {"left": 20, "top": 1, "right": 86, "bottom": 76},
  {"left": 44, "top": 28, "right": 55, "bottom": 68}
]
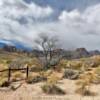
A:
[
  {"left": 94, "top": 66, "right": 100, "bottom": 76},
  {"left": 12, "top": 72, "right": 24, "bottom": 81},
  {"left": 0, "top": 63, "right": 8, "bottom": 71},
  {"left": 0, "top": 78, "right": 10, "bottom": 87},
  {"left": 0, "top": 72, "right": 8, "bottom": 78},
  {"left": 75, "top": 72, "right": 97, "bottom": 96},
  {"left": 27, "top": 71, "right": 56, "bottom": 85},
  {"left": 93, "top": 66, "right": 100, "bottom": 84},
  {"left": 9, "top": 57, "right": 41, "bottom": 68},
  {"left": 26, "top": 73, "right": 47, "bottom": 84},
  {"left": 63, "top": 69, "right": 79, "bottom": 80},
  {"left": 23, "top": 57, "right": 42, "bottom": 69},
  {"left": 41, "top": 84, "right": 66, "bottom": 95},
  {"left": 76, "top": 80, "right": 96, "bottom": 96},
  {"left": 56, "top": 60, "right": 83, "bottom": 72},
  {"left": 57, "top": 60, "right": 68, "bottom": 71},
  {"left": 79, "top": 71, "right": 98, "bottom": 84},
  {"left": 89, "top": 56, "right": 100, "bottom": 67},
  {"left": 41, "top": 73, "right": 66, "bottom": 95},
  {"left": 30, "top": 65, "right": 43, "bottom": 72},
  {"left": 66, "top": 61, "right": 83, "bottom": 70},
  {"left": 39, "top": 70, "right": 52, "bottom": 79},
  {"left": 47, "top": 73, "right": 60, "bottom": 85}
]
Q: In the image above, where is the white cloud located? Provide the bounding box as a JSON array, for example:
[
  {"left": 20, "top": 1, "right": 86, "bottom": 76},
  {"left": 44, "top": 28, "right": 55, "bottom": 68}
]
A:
[
  {"left": 0, "top": 0, "right": 100, "bottom": 50},
  {"left": 0, "top": 0, "right": 53, "bottom": 48},
  {"left": 59, "top": 10, "right": 81, "bottom": 21},
  {"left": 0, "top": 0, "right": 53, "bottom": 19},
  {"left": 56, "top": 4, "right": 100, "bottom": 50}
]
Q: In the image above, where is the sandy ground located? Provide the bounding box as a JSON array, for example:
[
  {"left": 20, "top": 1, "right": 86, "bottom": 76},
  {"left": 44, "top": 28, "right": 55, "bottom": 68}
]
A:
[{"left": 0, "top": 79, "right": 100, "bottom": 100}]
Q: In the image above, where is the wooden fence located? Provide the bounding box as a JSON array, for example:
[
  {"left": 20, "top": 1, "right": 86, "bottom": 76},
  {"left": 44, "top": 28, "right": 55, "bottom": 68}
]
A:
[{"left": 0, "top": 66, "right": 29, "bottom": 82}]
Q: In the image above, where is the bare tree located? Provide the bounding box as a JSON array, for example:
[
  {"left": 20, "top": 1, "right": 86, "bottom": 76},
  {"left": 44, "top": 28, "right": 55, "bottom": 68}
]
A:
[{"left": 34, "top": 33, "right": 62, "bottom": 70}]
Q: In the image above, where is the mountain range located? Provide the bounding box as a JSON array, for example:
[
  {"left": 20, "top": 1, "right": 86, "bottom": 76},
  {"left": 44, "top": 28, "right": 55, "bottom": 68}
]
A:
[
  {"left": 0, "top": 42, "right": 32, "bottom": 52},
  {"left": 0, "top": 42, "right": 100, "bottom": 59}
]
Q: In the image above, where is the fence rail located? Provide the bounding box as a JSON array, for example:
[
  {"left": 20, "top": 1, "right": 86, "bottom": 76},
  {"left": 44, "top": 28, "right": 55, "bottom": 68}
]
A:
[{"left": 0, "top": 66, "right": 29, "bottom": 82}]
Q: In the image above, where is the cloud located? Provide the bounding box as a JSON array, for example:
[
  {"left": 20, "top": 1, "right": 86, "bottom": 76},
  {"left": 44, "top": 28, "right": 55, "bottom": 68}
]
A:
[
  {"left": 0, "top": 0, "right": 53, "bottom": 47},
  {"left": 0, "top": 0, "right": 100, "bottom": 50},
  {"left": 0, "top": 0, "right": 53, "bottom": 19},
  {"left": 36, "top": 4, "right": 100, "bottom": 50},
  {"left": 56, "top": 4, "right": 100, "bottom": 49},
  {"left": 58, "top": 4, "right": 100, "bottom": 37}
]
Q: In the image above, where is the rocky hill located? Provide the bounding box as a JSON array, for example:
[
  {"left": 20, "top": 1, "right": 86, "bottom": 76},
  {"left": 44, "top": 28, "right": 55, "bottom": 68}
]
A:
[{"left": 61, "top": 48, "right": 100, "bottom": 59}]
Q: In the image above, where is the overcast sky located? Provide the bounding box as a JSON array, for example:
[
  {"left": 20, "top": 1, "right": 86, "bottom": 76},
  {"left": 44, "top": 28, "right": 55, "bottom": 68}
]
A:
[{"left": 0, "top": 0, "right": 100, "bottom": 50}]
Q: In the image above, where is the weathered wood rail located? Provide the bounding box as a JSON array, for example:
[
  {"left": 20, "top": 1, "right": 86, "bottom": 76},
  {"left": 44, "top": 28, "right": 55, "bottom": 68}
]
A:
[{"left": 0, "top": 66, "right": 29, "bottom": 82}]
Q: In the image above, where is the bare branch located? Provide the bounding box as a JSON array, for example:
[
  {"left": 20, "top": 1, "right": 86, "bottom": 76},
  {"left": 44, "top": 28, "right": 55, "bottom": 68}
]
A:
[{"left": 34, "top": 33, "right": 62, "bottom": 70}]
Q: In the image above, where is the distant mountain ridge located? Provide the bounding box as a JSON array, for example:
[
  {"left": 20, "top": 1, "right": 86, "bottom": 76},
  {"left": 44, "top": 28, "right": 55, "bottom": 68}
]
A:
[
  {"left": 0, "top": 42, "right": 32, "bottom": 52},
  {"left": 62, "top": 48, "right": 100, "bottom": 59},
  {"left": 0, "top": 42, "right": 100, "bottom": 59}
]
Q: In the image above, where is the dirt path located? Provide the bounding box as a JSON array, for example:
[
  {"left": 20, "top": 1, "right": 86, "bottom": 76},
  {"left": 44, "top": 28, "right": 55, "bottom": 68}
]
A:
[{"left": 0, "top": 79, "right": 100, "bottom": 100}]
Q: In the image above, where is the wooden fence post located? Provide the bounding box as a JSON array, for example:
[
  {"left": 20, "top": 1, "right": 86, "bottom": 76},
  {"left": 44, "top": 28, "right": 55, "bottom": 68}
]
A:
[
  {"left": 26, "top": 66, "right": 29, "bottom": 79},
  {"left": 8, "top": 67, "right": 11, "bottom": 82}
]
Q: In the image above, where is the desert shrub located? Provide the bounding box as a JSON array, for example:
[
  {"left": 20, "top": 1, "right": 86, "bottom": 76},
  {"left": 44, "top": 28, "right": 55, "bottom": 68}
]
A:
[
  {"left": 41, "top": 84, "right": 66, "bottom": 95},
  {"left": 10, "top": 82, "right": 22, "bottom": 91},
  {"left": 79, "top": 72, "right": 97, "bottom": 83},
  {"left": 93, "top": 66, "right": 100, "bottom": 84},
  {"left": 0, "top": 78, "right": 10, "bottom": 87},
  {"left": 66, "top": 61, "right": 83, "bottom": 70},
  {"left": 63, "top": 69, "right": 79, "bottom": 80},
  {"left": 13, "top": 72, "right": 23, "bottom": 78},
  {"left": 57, "top": 60, "right": 68, "bottom": 70},
  {"left": 39, "top": 70, "right": 53, "bottom": 79},
  {"left": 76, "top": 72, "right": 97, "bottom": 96},
  {"left": 47, "top": 73, "right": 61, "bottom": 85},
  {"left": 75, "top": 79, "right": 96, "bottom": 96},
  {"left": 30, "top": 65, "right": 43, "bottom": 72},
  {"left": 89, "top": 56, "right": 100, "bottom": 67},
  {"left": 12, "top": 72, "right": 24, "bottom": 81},
  {"left": 26, "top": 74, "right": 47, "bottom": 84},
  {"left": 9, "top": 57, "right": 41, "bottom": 69},
  {"left": 41, "top": 73, "right": 65, "bottom": 95},
  {"left": 0, "top": 72, "right": 8, "bottom": 78},
  {"left": 6, "top": 60, "right": 12, "bottom": 64},
  {"left": 95, "top": 66, "right": 100, "bottom": 76},
  {"left": 81, "top": 60, "right": 99, "bottom": 71}
]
